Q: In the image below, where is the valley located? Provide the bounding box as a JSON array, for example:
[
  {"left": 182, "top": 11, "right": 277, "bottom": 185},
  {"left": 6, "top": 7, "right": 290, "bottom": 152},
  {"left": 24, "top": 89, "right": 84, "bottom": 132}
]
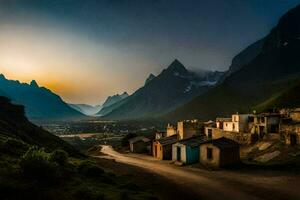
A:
[{"left": 1, "top": 1, "right": 300, "bottom": 200}]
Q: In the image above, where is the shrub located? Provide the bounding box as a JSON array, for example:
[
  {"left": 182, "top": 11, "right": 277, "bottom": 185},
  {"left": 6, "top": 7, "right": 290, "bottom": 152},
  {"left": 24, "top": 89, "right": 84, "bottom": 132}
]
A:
[
  {"left": 77, "top": 161, "right": 105, "bottom": 178},
  {"left": 1, "top": 138, "right": 29, "bottom": 155},
  {"left": 49, "top": 149, "right": 69, "bottom": 166},
  {"left": 20, "top": 146, "right": 58, "bottom": 183}
]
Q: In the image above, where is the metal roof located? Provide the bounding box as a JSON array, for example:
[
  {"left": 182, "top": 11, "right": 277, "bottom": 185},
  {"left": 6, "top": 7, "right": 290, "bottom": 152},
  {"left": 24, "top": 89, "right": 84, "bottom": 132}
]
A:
[
  {"left": 202, "top": 137, "right": 239, "bottom": 149},
  {"left": 177, "top": 136, "right": 208, "bottom": 148},
  {"left": 129, "top": 136, "right": 151, "bottom": 144},
  {"left": 156, "top": 135, "right": 178, "bottom": 146}
]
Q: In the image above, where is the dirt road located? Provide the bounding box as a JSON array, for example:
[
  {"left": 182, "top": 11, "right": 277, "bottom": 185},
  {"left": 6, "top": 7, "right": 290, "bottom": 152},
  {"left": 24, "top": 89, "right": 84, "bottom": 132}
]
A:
[{"left": 97, "top": 145, "right": 300, "bottom": 200}]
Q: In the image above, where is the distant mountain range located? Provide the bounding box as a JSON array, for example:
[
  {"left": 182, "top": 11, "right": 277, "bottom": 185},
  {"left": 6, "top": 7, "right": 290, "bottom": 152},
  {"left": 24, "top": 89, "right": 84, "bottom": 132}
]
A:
[
  {"left": 68, "top": 103, "right": 102, "bottom": 116},
  {"left": 101, "top": 59, "right": 223, "bottom": 120},
  {"left": 96, "top": 92, "right": 129, "bottom": 116},
  {"left": 165, "top": 4, "right": 300, "bottom": 120},
  {"left": 0, "top": 75, "right": 84, "bottom": 120}
]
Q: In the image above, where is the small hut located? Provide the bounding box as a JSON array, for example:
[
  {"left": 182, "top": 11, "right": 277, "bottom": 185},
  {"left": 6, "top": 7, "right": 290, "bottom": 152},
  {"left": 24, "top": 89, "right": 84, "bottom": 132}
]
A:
[
  {"left": 152, "top": 135, "right": 178, "bottom": 160},
  {"left": 199, "top": 137, "right": 240, "bottom": 168},
  {"left": 172, "top": 136, "right": 207, "bottom": 165},
  {"left": 129, "top": 136, "right": 151, "bottom": 153}
]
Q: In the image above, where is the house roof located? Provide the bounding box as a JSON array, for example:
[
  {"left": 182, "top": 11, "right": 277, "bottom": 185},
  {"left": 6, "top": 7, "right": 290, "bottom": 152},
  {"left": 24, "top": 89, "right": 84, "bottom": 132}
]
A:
[
  {"left": 255, "top": 113, "right": 281, "bottom": 117},
  {"left": 177, "top": 136, "right": 208, "bottom": 148},
  {"left": 129, "top": 136, "right": 151, "bottom": 144},
  {"left": 202, "top": 137, "right": 239, "bottom": 149},
  {"left": 156, "top": 135, "right": 178, "bottom": 146},
  {"left": 216, "top": 118, "right": 232, "bottom": 122}
]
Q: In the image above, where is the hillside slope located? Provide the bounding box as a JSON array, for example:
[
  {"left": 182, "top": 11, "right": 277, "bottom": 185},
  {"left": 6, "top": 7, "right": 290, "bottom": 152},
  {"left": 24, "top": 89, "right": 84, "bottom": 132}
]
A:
[
  {"left": 254, "top": 79, "right": 300, "bottom": 112},
  {"left": 0, "top": 96, "right": 79, "bottom": 156},
  {"left": 166, "top": 4, "right": 300, "bottom": 120}
]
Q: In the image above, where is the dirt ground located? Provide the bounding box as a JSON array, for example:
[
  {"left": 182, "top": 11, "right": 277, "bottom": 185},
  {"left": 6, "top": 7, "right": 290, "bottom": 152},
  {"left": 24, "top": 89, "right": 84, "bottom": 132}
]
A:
[{"left": 95, "top": 145, "right": 300, "bottom": 200}]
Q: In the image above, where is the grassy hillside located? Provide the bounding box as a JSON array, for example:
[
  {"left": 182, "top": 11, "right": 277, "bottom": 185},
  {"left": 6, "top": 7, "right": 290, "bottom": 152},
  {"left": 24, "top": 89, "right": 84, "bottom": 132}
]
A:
[
  {"left": 254, "top": 79, "right": 300, "bottom": 112},
  {"left": 0, "top": 96, "right": 157, "bottom": 200}
]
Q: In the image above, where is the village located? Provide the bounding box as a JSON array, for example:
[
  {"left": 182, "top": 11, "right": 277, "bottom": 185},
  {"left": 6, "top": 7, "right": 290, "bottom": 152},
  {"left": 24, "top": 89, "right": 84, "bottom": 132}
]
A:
[{"left": 127, "top": 108, "right": 300, "bottom": 168}]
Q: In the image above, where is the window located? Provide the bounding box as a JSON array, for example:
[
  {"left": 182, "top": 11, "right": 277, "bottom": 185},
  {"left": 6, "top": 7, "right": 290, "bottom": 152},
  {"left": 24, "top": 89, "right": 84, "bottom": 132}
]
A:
[
  {"left": 208, "top": 129, "right": 212, "bottom": 139},
  {"left": 207, "top": 147, "right": 213, "bottom": 159}
]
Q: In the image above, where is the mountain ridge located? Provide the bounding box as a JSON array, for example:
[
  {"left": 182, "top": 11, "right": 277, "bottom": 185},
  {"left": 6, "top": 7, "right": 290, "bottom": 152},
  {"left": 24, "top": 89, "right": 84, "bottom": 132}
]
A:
[
  {"left": 102, "top": 59, "right": 223, "bottom": 120},
  {"left": 165, "top": 4, "right": 300, "bottom": 120},
  {"left": 0, "top": 74, "right": 84, "bottom": 120}
]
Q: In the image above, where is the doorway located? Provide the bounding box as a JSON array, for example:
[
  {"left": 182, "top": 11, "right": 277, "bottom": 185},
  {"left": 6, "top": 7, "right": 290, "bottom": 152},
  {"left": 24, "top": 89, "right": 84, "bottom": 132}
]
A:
[
  {"left": 290, "top": 134, "right": 297, "bottom": 145},
  {"left": 177, "top": 146, "right": 181, "bottom": 161}
]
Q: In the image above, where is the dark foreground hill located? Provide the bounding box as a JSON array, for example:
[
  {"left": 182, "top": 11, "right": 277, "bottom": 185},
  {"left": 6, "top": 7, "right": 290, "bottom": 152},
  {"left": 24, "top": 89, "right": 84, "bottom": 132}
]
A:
[
  {"left": 166, "top": 4, "right": 300, "bottom": 121},
  {"left": 0, "top": 96, "right": 159, "bottom": 200}
]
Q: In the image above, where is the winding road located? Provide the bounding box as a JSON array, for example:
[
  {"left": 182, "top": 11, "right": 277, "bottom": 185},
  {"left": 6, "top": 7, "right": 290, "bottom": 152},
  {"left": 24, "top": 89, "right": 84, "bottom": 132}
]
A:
[{"left": 97, "top": 145, "right": 300, "bottom": 200}]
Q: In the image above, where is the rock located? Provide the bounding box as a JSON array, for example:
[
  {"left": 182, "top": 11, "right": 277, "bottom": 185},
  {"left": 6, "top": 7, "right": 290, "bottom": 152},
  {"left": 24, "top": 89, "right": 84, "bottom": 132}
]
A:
[
  {"left": 255, "top": 151, "right": 281, "bottom": 163},
  {"left": 258, "top": 142, "right": 272, "bottom": 151}
]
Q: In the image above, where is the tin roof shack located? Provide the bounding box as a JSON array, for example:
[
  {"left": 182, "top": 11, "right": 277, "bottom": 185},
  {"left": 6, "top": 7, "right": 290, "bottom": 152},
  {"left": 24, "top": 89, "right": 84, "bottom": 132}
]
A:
[
  {"left": 129, "top": 136, "right": 151, "bottom": 154},
  {"left": 152, "top": 135, "right": 178, "bottom": 160},
  {"left": 199, "top": 137, "right": 240, "bottom": 168},
  {"left": 177, "top": 120, "right": 203, "bottom": 140},
  {"left": 172, "top": 137, "right": 207, "bottom": 165},
  {"left": 250, "top": 113, "right": 281, "bottom": 139}
]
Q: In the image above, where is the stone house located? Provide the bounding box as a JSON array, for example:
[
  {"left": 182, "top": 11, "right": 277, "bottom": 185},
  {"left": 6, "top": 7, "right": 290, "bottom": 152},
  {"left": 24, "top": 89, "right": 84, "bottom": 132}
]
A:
[
  {"left": 172, "top": 136, "right": 207, "bottom": 165},
  {"left": 152, "top": 135, "right": 178, "bottom": 160},
  {"left": 129, "top": 136, "right": 151, "bottom": 153},
  {"left": 199, "top": 137, "right": 240, "bottom": 168},
  {"left": 177, "top": 119, "right": 203, "bottom": 140},
  {"left": 281, "top": 121, "right": 300, "bottom": 145},
  {"left": 222, "top": 114, "right": 253, "bottom": 132},
  {"left": 289, "top": 108, "right": 300, "bottom": 122},
  {"left": 166, "top": 124, "right": 177, "bottom": 137},
  {"left": 249, "top": 113, "right": 281, "bottom": 138}
]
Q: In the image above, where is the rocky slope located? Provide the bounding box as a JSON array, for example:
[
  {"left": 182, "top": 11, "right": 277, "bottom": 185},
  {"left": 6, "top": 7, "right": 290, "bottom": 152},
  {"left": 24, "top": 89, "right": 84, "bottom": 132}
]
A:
[{"left": 166, "top": 5, "right": 300, "bottom": 120}]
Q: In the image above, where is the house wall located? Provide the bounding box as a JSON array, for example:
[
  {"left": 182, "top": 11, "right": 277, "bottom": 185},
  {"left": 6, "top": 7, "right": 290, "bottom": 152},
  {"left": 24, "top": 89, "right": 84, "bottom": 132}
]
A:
[
  {"left": 130, "top": 141, "right": 147, "bottom": 153},
  {"left": 167, "top": 125, "right": 177, "bottom": 137},
  {"left": 152, "top": 142, "right": 163, "bottom": 160},
  {"left": 223, "top": 121, "right": 235, "bottom": 132},
  {"left": 219, "top": 148, "right": 240, "bottom": 167},
  {"left": 178, "top": 121, "right": 200, "bottom": 140},
  {"left": 204, "top": 127, "right": 251, "bottom": 144},
  {"left": 199, "top": 144, "right": 220, "bottom": 167},
  {"left": 172, "top": 143, "right": 186, "bottom": 163},
  {"left": 281, "top": 124, "right": 300, "bottom": 145},
  {"left": 290, "top": 112, "right": 300, "bottom": 122}
]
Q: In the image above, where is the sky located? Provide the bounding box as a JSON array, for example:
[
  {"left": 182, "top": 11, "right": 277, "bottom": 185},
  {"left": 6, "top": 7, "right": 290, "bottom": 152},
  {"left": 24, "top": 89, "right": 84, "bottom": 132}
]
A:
[{"left": 0, "top": 0, "right": 300, "bottom": 104}]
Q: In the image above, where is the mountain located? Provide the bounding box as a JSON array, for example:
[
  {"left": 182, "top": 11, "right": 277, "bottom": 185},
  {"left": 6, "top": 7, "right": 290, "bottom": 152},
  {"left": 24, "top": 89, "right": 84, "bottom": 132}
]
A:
[
  {"left": 101, "top": 92, "right": 129, "bottom": 108},
  {"left": 69, "top": 103, "right": 102, "bottom": 116},
  {"left": 0, "top": 75, "right": 84, "bottom": 120},
  {"left": 166, "top": 4, "right": 300, "bottom": 120},
  {"left": 96, "top": 92, "right": 129, "bottom": 116},
  {"left": 102, "top": 59, "right": 224, "bottom": 120},
  {"left": 145, "top": 73, "right": 156, "bottom": 85},
  {"left": 219, "top": 39, "right": 264, "bottom": 82}
]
